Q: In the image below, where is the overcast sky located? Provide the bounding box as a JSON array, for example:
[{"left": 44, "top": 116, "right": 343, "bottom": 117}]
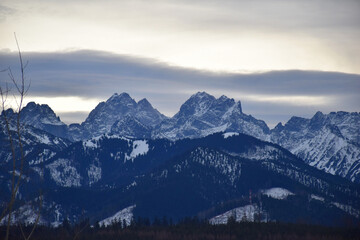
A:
[{"left": 0, "top": 0, "right": 359, "bottom": 127}]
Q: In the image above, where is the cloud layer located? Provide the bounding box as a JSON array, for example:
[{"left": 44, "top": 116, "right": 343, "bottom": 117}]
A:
[
  {"left": 1, "top": 50, "right": 359, "bottom": 127},
  {"left": 1, "top": 0, "right": 360, "bottom": 73}
]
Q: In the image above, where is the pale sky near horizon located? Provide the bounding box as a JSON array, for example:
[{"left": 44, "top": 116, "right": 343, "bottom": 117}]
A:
[{"left": 0, "top": 0, "right": 359, "bottom": 127}]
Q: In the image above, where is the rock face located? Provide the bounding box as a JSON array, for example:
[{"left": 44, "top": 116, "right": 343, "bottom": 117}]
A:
[
  {"left": 111, "top": 115, "right": 152, "bottom": 138},
  {"left": 77, "top": 93, "right": 166, "bottom": 141},
  {"left": 152, "top": 92, "right": 270, "bottom": 140},
  {"left": 20, "top": 102, "right": 68, "bottom": 139},
  {"left": 13, "top": 92, "right": 270, "bottom": 143},
  {"left": 270, "top": 111, "right": 360, "bottom": 182}
]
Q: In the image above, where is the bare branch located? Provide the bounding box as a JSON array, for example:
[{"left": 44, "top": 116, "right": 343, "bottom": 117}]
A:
[
  {"left": 3, "top": 33, "right": 34, "bottom": 240},
  {"left": 25, "top": 193, "right": 43, "bottom": 240},
  {"left": 73, "top": 222, "right": 89, "bottom": 240},
  {"left": 19, "top": 222, "right": 27, "bottom": 240},
  {"left": 18, "top": 193, "right": 43, "bottom": 240}
]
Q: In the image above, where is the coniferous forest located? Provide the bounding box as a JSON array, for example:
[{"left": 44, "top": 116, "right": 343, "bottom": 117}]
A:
[{"left": 1, "top": 217, "right": 360, "bottom": 240}]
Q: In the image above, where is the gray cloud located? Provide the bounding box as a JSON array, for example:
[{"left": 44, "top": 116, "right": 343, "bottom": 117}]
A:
[
  {"left": 143, "top": 0, "right": 360, "bottom": 35},
  {"left": 0, "top": 4, "right": 15, "bottom": 22},
  {"left": 1, "top": 0, "right": 359, "bottom": 74},
  {"left": 0, "top": 50, "right": 359, "bottom": 127}
]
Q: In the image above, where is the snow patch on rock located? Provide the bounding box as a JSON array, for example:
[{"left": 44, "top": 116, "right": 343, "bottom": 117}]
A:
[
  {"left": 87, "top": 164, "right": 102, "bottom": 186},
  {"left": 46, "top": 159, "right": 81, "bottom": 187},
  {"left": 83, "top": 138, "right": 99, "bottom": 149},
  {"left": 125, "top": 140, "right": 149, "bottom": 162},
  {"left": 310, "top": 194, "right": 324, "bottom": 202},
  {"left": 223, "top": 132, "right": 239, "bottom": 139},
  {"left": 0, "top": 202, "right": 45, "bottom": 226},
  {"left": 262, "top": 187, "right": 294, "bottom": 200}
]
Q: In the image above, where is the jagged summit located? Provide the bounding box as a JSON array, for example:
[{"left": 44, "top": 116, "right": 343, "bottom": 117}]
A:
[
  {"left": 270, "top": 111, "right": 360, "bottom": 182},
  {"left": 106, "top": 92, "right": 119, "bottom": 102},
  {"left": 137, "top": 98, "right": 152, "bottom": 109},
  {"left": 218, "top": 95, "right": 228, "bottom": 100},
  {"left": 23, "top": 102, "right": 58, "bottom": 117},
  {"left": 78, "top": 92, "right": 166, "bottom": 140},
  {"left": 153, "top": 92, "right": 268, "bottom": 140},
  {"left": 8, "top": 93, "right": 359, "bottom": 184},
  {"left": 217, "top": 94, "right": 237, "bottom": 105},
  {"left": 281, "top": 116, "right": 309, "bottom": 132},
  {"left": 105, "top": 92, "right": 136, "bottom": 107},
  {"left": 190, "top": 91, "right": 214, "bottom": 99},
  {"left": 176, "top": 92, "right": 216, "bottom": 118},
  {"left": 273, "top": 122, "right": 284, "bottom": 131},
  {"left": 19, "top": 101, "right": 68, "bottom": 138}
]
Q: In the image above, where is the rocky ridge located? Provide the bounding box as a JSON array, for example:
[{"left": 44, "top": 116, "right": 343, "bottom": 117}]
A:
[{"left": 3, "top": 92, "right": 359, "bottom": 183}]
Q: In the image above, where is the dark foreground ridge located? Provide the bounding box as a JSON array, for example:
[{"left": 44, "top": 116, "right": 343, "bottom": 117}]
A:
[{"left": 2, "top": 219, "right": 360, "bottom": 240}]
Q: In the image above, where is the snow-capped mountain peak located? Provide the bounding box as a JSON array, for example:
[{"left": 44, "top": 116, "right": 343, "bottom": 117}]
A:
[
  {"left": 137, "top": 98, "right": 152, "bottom": 109},
  {"left": 79, "top": 92, "right": 166, "bottom": 140},
  {"left": 105, "top": 92, "right": 136, "bottom": 106},
  {"left": 5, "top": 92, "right": 359, "bottom": 184},
  {"left": 21, "top": 102, "right": 65, "bottom": 126},
  {"left": 152, "top": 92, "right": 268, "bottom": 140},
  {"left": 270, "top": 111, "right": 360, "bottom": 182},
  {"left": 176, "top": 91, "right": 216, "bottom": 118},
  {"left": 191, "top": 91, "right": 214, "bottom": 100},
  {"left": 18, "top": 102, "right": 68, "bottom": 139}
]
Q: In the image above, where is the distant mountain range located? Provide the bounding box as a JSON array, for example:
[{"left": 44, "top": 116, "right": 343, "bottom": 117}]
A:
[
  {"left": 7, "top": 91, "right": 359, "bottom": 183},
  {"left": 0, "top": 91, "right": 359, "bottom": 226}
]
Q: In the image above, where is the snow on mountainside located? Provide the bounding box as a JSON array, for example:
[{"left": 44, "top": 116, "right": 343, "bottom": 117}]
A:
[
  {"left": 182, "top": 147, "right": 242, "bottom": 185},
  {"left": 210, "top": 188, "right": 293, "bottom": 224},
  {"left": 270, "top": 111, "right": 360, "bottom": 183},
  {"left": 111, "top": 115, "right": 152, "bottom": 138},
  {"left": 99, "top": 205, "right": 136, "bottom": 227},
  {"left": 261, "top": 187, "right": 294, "bottom": 200},
  {"left": 42, "top": 135, "right": 151, "bottom": 188},
  {"left": 209, "top": 204, "right": 260, "bottom": 224},
  {"left": 46, "top": 158, "right": 82, "bottom": 187},
  {"left": 3, "top": 92, "right": 359, "bottom": 183},
  {"left": 2, "top": 130, "right": 360, "bottom": 226},
  {"left": 0, "top": 115, "right": 70, "bottom": 168},
  {"left": 223, "top": 132, "right": 240, "bottom": 139},
  {"left": 125, "top": 140, "right": 149, "bottom": 162},
  {"left": 0, "top": 200, "right": 47, "bottom": 226},
  {"left": 3, "top": 102, "right": 69, "bottom": 139},
  {"left": 152, "top": 92, "right": 269, "bottom": 140},
  {"left": 78, "top": 93, "right": 167, "bottom": 141}
]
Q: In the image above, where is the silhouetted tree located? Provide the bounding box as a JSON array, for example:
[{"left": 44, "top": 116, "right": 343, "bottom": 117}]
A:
[{"left": 0, "top": 33, "right": 41, "bottom": 240}]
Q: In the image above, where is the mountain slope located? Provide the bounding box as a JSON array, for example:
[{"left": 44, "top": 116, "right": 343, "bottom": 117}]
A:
[
  {"left": 5, "top": 92, "right": 359, "bottom": 184},
  {"left": 3, "top": 102, "right": 68, "bottom": 139},
  {"left": 0, "top": 117, "right": 71, "bottom": 213},
  {"left": 10, "top": 132, "right": 358, "bottom": 226},
  {"left": 111, "top": 115, "right": 152, "bottom": 138},
  {"left": 271, "top": 111, "right": 360, "bottom": 183},
  {"left": 75, "top": 93, "right": 167, "bottom": 141},
  {"left": 152, "top": 92, "right": 269, "bottom": 140}
]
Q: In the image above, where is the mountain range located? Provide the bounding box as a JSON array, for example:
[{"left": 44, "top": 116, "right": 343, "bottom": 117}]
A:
[
  {"left": 0, "top": 91, "right": 359, "bottom": 226},
  {"left": 8, "top": 91, "right": 359, "bottom": 183}
]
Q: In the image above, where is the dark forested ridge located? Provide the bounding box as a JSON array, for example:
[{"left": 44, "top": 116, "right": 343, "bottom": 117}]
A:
[
  {"left": 1, "top": 132, "right": 360, "bottom": 227},
  {"left": 1, "top": 219, "right": 360, "bottom": 240}
]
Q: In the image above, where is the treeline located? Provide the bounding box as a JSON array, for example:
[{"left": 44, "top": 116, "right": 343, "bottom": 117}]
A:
[{"left": 1, "top": 217, "right": 360, "bottom": 240}]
